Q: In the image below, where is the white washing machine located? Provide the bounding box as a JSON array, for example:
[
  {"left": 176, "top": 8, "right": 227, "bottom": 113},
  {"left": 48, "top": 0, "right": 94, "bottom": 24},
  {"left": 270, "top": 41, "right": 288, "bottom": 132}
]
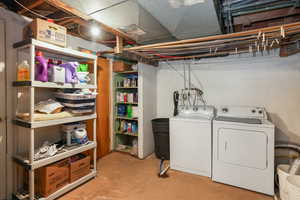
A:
[
  {"left": 170, "top": 105, "right": 215, "bottom": 177},
  {"left": 212, "top": 106, "right": 274, "bottom": 195}
]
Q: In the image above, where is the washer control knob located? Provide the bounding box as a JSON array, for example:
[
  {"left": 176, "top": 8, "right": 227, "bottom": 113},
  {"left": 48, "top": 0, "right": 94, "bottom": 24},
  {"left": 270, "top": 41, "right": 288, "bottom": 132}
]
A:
[
  {"left": 222, "top": 108, "right": 228, "bottom": 113},
  {"left": 252, "top": 109, "right": 256, "bottom": 113}
]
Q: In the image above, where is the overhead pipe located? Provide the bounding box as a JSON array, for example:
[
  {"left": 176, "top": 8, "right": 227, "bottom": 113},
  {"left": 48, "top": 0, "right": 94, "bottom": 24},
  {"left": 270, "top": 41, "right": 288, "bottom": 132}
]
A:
[
  {"left": 229, "top": 0, "right": 285, "bottom": 11},
  {"left": 232, "top": 2, "right": 295, "bottom": 17}
]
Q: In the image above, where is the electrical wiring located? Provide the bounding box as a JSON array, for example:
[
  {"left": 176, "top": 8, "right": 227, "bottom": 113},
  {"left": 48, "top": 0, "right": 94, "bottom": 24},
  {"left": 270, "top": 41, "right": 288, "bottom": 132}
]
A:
[
  {"left": 13, "top": 0, "right": 137, "bottom": 45},
  {"left": 14, "top": 0, "right": 131, "bottom": 21},
  {"left": 14, "top": 0, "right": 77, "bottom": 21},
  {"left": 14, "top": 0, "right": 48, "bottom": 19}
]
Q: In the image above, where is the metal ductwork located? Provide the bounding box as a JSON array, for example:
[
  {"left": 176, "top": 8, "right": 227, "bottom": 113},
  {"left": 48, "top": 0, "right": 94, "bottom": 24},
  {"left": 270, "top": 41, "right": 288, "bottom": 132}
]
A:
[
  {"left": 59, "top": 0, "right": 174, "bottom": 44},
  {"left": 137, "top": 0, "right": 223, "bottom": 40}
]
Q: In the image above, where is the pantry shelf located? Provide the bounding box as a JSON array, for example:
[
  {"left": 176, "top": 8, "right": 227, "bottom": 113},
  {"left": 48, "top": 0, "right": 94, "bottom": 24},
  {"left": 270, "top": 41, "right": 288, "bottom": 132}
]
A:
[
  {"left": 13, "top": 142, "right": 96, "bottom": 170},
  {"left": 116, "top": 116, "right": 138, "bottom": 121},
  {"left": 116, "top": 102, "right": 138, "bottom": 105},
  {"left": 116, "top": 131, "right": 138, "bottom": 137},
  {"left": 12, "top": 81, "right": 97, "bottom": 89},
  {"left": 116, "top": 87, "right": 138, "bottom": 89},
  {"left": 13, "top": 114, "right": 97, "bottom": 128}
]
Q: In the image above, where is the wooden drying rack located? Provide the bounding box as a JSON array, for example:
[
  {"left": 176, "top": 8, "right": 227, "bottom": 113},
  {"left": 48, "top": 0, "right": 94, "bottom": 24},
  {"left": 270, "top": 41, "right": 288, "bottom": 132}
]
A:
[{"left": 100, "top": 21, "right": 300, "bottom": 62}]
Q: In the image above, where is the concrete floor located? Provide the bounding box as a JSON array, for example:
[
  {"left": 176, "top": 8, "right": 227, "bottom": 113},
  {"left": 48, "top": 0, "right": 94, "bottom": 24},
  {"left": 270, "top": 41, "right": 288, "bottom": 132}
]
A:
[{"left": 59, "top": 152, "right": 273, "bottom": 200}]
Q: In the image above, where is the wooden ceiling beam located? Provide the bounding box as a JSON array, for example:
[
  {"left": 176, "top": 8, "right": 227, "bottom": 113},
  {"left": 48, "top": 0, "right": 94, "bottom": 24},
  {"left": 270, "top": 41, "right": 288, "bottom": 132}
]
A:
[
  {"left": 43, "top": 0, "right": 136, "bottom": 43},
  {"left": 18, "top": 0, "right": 45, "bottom": 15}
]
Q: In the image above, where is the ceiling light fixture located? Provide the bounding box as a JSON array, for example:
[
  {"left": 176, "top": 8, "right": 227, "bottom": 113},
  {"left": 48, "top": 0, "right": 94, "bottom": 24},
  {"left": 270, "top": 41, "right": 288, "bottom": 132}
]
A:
[{"left": 90, "top": 23, "right": 101, "bottom": 37}]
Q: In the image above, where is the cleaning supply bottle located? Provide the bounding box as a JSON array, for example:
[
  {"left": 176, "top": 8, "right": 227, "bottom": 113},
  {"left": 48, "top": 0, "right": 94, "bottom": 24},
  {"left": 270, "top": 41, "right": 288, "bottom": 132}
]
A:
[
  {"left": 60, "top": 62, "right": 79, "bottom": 83},
  {"left": 17, "top": 60, "right": 30, "bottom": 81},
  {"left": 127, "top": 105, "right": 133, "bottom": 118},
  {"left": 35, "top": 51, "right": 48, "bottom": 82}
]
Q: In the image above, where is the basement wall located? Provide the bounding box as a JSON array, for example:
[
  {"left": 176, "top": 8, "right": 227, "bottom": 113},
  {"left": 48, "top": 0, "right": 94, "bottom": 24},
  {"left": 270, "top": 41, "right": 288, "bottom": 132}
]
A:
[
  {"left": 157, "top": 52, "right": 300, "bottom": 144},
  {"left": 0, "top": 8, "right": 110, "bottom": 199}
]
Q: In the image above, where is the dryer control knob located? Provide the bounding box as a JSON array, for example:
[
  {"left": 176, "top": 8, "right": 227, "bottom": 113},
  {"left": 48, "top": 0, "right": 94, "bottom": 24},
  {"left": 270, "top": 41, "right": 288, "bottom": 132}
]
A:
[
  {"left": 252, "top": 109, "right": 256, "bottom": 113},
  {"left": 222, "top": 108, "right": 228, "bottom": 113}
]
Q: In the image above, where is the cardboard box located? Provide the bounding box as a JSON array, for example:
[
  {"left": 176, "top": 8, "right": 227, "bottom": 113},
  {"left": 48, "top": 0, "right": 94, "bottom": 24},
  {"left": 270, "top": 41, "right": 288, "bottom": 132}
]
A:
[
  {"left": 113, "top": 61, "right": 133, "bottom": 72},
  {"left": 23, "top": 18, "right": 67, "bottom": 47},
  {"left": 70, "top": 155, "right": 91, "bottom": 182},
  {"left": 35, "top": 159, "right": 69, "bottom": 197}
]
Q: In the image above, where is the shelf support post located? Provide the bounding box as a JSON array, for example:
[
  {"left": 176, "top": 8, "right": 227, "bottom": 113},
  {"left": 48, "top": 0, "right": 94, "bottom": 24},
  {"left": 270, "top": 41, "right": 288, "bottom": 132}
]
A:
[
  {"left": 29, "top": 169, "right": 34, "bottom": 200},
  {"left": 30, "top": 44, "right": 35, "bottom": 82},
  {"left": 93, "top": 118, "right": 97, "bottom": 172},
  {"left": 115, "top": 35, "right": 124, "bottom": 54}
]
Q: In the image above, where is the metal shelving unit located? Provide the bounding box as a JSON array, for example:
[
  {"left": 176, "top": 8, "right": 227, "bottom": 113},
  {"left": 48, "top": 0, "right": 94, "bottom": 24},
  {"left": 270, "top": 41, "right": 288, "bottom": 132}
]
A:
[{"left": 13, "top": 39, "right": 98, "bottom": 200}]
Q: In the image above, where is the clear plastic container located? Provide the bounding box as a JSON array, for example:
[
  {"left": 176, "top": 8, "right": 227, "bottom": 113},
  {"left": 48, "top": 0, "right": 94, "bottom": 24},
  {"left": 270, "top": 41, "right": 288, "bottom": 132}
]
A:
[{"left": 17, "top": 60, "right": 30, "bottom": 81}]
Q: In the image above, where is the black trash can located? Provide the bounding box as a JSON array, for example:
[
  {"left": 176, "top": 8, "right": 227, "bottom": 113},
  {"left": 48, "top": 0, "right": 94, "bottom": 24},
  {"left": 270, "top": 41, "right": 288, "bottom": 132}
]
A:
[{"left": 152, "top": 118, "right": 170, "bottom": 160}]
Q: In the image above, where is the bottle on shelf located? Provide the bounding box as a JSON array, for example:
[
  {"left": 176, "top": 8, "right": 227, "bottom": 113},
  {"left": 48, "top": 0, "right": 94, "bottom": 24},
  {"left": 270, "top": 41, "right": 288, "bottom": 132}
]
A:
[
  {"left": 127, "top": 105, "right": 132, "bottom": 118},
  {"left": 35, "top": 51, "right": 49, "bottom": 82},
  {"left": 17, "top": 60, "right": 30, "bottom": 81}
]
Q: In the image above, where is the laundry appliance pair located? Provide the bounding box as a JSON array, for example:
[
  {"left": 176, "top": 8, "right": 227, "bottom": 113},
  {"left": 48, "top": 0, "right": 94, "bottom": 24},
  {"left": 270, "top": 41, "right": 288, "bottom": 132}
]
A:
[{"left": 170, "top": 105, "right": 274, "bottom": 195}]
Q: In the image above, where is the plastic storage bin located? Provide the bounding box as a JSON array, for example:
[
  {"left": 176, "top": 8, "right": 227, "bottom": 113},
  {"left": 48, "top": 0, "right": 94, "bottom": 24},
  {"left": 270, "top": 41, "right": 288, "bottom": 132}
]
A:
[
  {"left": 151, "top": 118, "right": 170, "bottom": 160},
  {"left": 278, "top": 164, "right": 290, "bottom": 200},
  {"left": 54, "top": 92, "right": 96, "bottom": 114}
]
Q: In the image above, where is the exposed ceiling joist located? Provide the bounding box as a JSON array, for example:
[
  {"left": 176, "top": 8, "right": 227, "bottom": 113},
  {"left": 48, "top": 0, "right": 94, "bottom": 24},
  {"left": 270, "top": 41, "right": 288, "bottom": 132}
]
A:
[
  {"left": 14, "top": 0, "right": 136, "bottom": 46},
  {"left": 43, "top": 0, "right": 136, "bottom": 42},
  {"left": 18, "top": 0, "right": 44, "bottom": 14}
]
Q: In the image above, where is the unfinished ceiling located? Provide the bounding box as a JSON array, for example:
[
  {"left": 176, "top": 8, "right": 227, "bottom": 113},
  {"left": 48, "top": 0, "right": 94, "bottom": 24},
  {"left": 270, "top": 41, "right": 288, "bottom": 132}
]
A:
[
  {"left": 137, "top": 0, "right": 222, "bottom": 39},
  {"left": 3, "top": 0, "right": 300, "bottom": 48},
  {"left": 59, "top": 0, "right": 175, "bottom": 44},
  {"left": 59, "top": 0, "right": 223, "bottom": 44}
]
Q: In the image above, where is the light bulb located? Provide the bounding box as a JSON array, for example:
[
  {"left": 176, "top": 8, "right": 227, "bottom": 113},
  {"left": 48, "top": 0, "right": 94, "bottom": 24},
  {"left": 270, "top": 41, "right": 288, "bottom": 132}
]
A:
[{"left": 90, "top": 25, "right": 101, "bottom": 37}]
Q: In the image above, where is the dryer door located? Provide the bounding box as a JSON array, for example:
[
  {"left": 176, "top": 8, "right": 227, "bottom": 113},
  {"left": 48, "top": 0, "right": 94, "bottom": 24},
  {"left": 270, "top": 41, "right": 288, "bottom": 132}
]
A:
[{"left": 218, "top": 128, "right": 267, "bottom": 170}]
